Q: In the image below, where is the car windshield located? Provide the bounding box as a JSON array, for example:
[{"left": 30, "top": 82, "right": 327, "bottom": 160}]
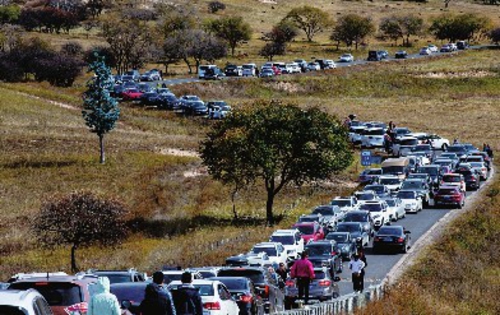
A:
[
  {"left": 217, "top": 270, "right": 265, "bottom": 284},
  {"left": 402, "top": 181, "right": 422, "bottom": 189},
  {"left": 360, "top": 203, "right": 383, "bottom": 212},
  {"left": 337, "top": 224, "right": 360, "bottom": 233},
  {"left": 9, "top": 282, "right": 83, "bottom": 306},
  {"left": 379, "top": 178, "right": 400, "bottom": 185},
  {"left": 443, "top": 175, "right": 461, "bottom": 182},
  {"left": 356, "top": 193, "right": 375, "bottom": 200},
  {"left": 270, "top": 235, "right": 294, "bottom": 245},
  {"left": 343, "top": 214, "right": 367, "bottom": 222},
  {"left": 305, "top": 245, "right": 330, "bottom": 256},
  {"left": 252, "top": 247, "right": 277, "bottom": 257},
  {"left": 0, "top": 306, "right": 25, "bottom": 315},
  {"left": 331, "top": 200, "right": 351, "bottom": 207},
  {"left": 365, "top": 185, "right": 384, "bottom": 193},
  {"left": 295, "top": 225, "right": 314, "bottom": 235},
  {"left": 378, "top": 227, "right": 402, "bottom": 235},
  {"left": 110, "top": 283, "right": 147, "bottom": 302},
  {"left": 363, "top": 129, "right": 384, "bottom": 136},
  {"left": 397, "top": 191, "right": 415, "bottom": 199},
  {"left": 447, "top": 146, "right": 466, "bottom": 153},
  {"left": 327, "top": 234, "right": 348, "bottom": 242},
  {"left": 312, "top": 207, "right": 334, "bottom": 216},
  {"left": 385, "top": 199, "right": 396, "bottom": 206},
  {"left": 418, "top": 167, "right": 438, "bottom": 176}
]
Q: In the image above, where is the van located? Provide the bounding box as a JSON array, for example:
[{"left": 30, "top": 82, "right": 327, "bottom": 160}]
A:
[
  {"left": 381, "top": 158, "right": 410, "bottom": 179},
  {"left": 367, "top": 51, "right": 382, "bottom": 61},
  {"left": 198, "top": 64, "right": 218, "bottom": 79}
]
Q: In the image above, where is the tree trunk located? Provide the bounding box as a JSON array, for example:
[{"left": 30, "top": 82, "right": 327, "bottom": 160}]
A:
[
  {"left": 231, "top": 189, "right": 238, "bottom": 220},
  {"left": 266, "top": 179, "right": 275, "bottom": 227},
  {"left": 99, "top": 134, "right": 105, "bottom": 164},
  {"left": 71, "top": 244, "right": 78, "bottom": 272},
  {"left": 184, "top": 58, "right": 192, "bottom": 74},
  {"left": 355, "top": 41, "right": 359, "bottom": 51},
  {"left": 231, "top": 45, "right": 236, "bottom": 57}
]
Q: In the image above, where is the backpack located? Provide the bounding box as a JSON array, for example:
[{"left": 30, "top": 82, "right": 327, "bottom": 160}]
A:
[{"left": 172, "top": 288, "right": 197, "bottom": 315}]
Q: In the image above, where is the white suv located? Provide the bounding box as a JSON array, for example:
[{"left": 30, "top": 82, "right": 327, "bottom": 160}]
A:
[
  {"left": 269, "top": 229, "right": 304, "bottom": 259},
  {"left": 251, "top": 242, "right": 288, "bottom": 265},
  {"left": 358, "top": 200, "right": 391, "bottom": 229},
  {"left": 0, "top": 289, "right": 53, "bottom": 315},
  {"left": 330, "top": 196, "right": 358, "bottom": 212}
]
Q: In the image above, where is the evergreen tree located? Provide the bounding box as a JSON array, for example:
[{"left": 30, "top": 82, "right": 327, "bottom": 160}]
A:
[{"left": 82, "top": 53, "right": 120, "bottom": 164}]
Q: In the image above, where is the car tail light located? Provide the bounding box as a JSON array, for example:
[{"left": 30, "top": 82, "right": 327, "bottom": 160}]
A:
[
  {"left": 318, "top": 280, "right": 331, "bottom": 287},
  {"left": 331, "top": 251, "right": 337, "bottom": 256},
  {"left": 203, "top": 302, "right": 221, "bottom": 310},
  {"left": 64, "top": 302, "right": 88, "bottom": 314},
  {"left": 286, "top": 280, "right": 295, "bottom": 287},
  {"left": 264, "top": 285, "right": 270, "bottom": 298},
  {"left": 397, "top": 237, "right": 404, "bottom": 243},
  {"left": 375, "top": 237, "right": 381, "bottom": 241},
  {"left": 240, "top": 295, "right": 253, "bottom": 303}
]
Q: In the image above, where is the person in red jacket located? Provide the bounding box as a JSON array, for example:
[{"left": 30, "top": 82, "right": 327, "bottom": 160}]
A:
[{"left": 290, "top": 251, "right": 315, "bottom": 304}]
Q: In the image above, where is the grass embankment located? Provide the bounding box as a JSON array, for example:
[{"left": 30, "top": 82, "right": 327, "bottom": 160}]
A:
[
  {"left": 358, "top": 170, "right": 500, "bottom": 314},
  {"left": 0, "top": 49, "right": 498, "bottom": 281}
]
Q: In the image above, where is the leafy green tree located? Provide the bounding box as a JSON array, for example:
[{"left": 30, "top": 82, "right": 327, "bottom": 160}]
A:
[
  {"left": 284, "top": 6, "right": 332, "bottom": 42},
  {"left": 331, "top": 14, "right": 375, "bottom": 50},
  {"left": 259, "top": 42, "right": 286, "bottom": 61},
  {"left": 0, "top": 4, "right": 20, "bottom": 24},
  {"left": 380, "top": 15, "right": 424, "bottom": 47},
  {"left": 200, "top": 100, "right": 353, "bottom": 226},
  {"left": 33, "top": 191, "right": 128, "bottom": 272},
  {"left": 82, "top": 53, "right": 120, "bottom": 164},
  {"left": 380, "top": 17, "right": 403, "bottom": 46},
  {"left": 205, "top": 16, "right": 252, "bottom": 56},
  {"left": 430, "top": 14, "right": 491, "bottom": 42},
  {"left": 156, "top": 2, "right": 198, "bottom": 38}
]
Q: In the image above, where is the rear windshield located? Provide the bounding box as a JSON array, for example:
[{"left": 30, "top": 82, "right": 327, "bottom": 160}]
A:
[
  {"left": 379, "top": 178, "right": 400, "bottom": 185},
  {"left": 417, "top": 167, "right": 438, "bottom": 175},
  {"left": 0, "top": 306, "right": 25, "bottom": 315},
  {"left": 171, "top": 284, "right": 214, "bottom": 296},
  {"left": 270, "top": 235, "right": 294, "bottom": 245},
  {"left": 331, "top": 200, "right": 351, "bottom": 207},
  {"left": 443, "top": 175, "right": 461, "bottom": 182},
  {"left": 359, "top": 203, "right": 382, "bottom": 212},
  {"left": 298, "top": 216, "right": 317, "bottom": 223},
  {"left": 382, "top": 166, "right": 404, "bottom": 174},
  {"left": 163, "top": 273, "right": 182, "bottom": 283},
  {"left": 252, "top": 247, "right": 277, "bottom": 257},
  {"left": 295, "top": 225, "right": 314, "bottom": 235},
  {"left": 378, "top": 227, "right": 402, "bottom": 235},
  {"left": 343, "top": 213, "right": 367, "bottom": 222},
  {"left": 9, "top": 282, "right": 83, "bottom": 306},
  {"left": 365, "top": 185, "right": 385, "bottom": 193},
  {"left": 355, "top": 193, "right": 375, "bottom": 200},
  {"left": 397, "top": 191, "right": 415, "bottom": 199},
  {"left": 217, "top": 270, "right": 265, "bottom": 284},
  {"left": 447, "top": 146, "right": 466, "bottom": 153},
  {"left": 326, "top": 234, "right": 348, "bottom": 242},
  {"left": 367, "top": 169, "right": 383, "bottom": 175},
  {"left": 400, "top": 139, "right": 418, "bottom": 145},
  {"left": 312, "top": 207, "right": 334, "bottom": 216},
  {"left": 336, "top": 224, "right": 360, "bottom": 233},
  {"left": 110, "top": 284, "right": 147, "bottom": 302},
  {"left": 215, "top": 278, "right": 248, "bottom": 290},
  {"left": 305, "top": 245, "right": 330, "bottom": 256},
  {"left": 363, "top": 129, "right": 384, "bottom": 136}
]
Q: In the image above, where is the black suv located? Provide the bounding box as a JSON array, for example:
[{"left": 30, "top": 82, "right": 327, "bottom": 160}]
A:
[
  {"left": 367, "top": 50, "right": 383, "bottom": 61},
  {"left": 85, "top": 269, "right": 146, "bottom": 284},
  {"left": 341, "top": 210, "right": 375, "bottom": 238},
  {"left": 304, "top": 240, "right": 343, "bottom": 274},
  {"left": 217, "top": 267, "right": 284, "bottom": 313}
]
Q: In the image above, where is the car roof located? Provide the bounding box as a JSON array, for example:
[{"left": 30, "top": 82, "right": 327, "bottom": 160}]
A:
[
  {"left": 254, "top": 242, "right": 280, "bottom": 247},
  {"left": 170, "top": 280, "right": 217, "bottom": 286}
]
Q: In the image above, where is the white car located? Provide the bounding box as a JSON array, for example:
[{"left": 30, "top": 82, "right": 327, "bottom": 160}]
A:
[
  {"left": 428, "top": 44, "right": 439, "bottom": 52},
  {"left": 419, "top": 47, "right": 432, "bottom": 55},
  {"left": 469, "top": 162, "right": 488, "bottom": 180},
  {"left": 324, "top": 59, "right": 337, "bottom": 69},
  {"left": 358, "top": 200, "right": 391, "bottom": 229},
  {"left": 392, "top": 137, "right": 419, "bottom": 157},
  {"left": 361, "top": 127, "right": 386, "bottom": 148},
  {"left": 330, "top": 196, "right": 358, "bottom": 212},
  {"left": 339, "top": 53, "right": 354, "bottom": 63},
  {"left": 377, "top": 175, "right": 403, "bottom": 193},
  {"left": 170, "top": 280, "right": 240, "bottom": 315},
  {"left": 242, "top": 63, "right": 257, "bottom": 76},
  {"left": 0, "top": 289, "right": 53, "bottom": 315},
  {"left": 307, "top": 62, "right": 320, "bottom": 71},
  {"left": 269, "top": 229, "right": 304, "bottom": 259},
  {"left": 396, "top": 190, "right": 423, "bottom": 213},
  {"left": 348, "top": 125, "right": 367, "bottom": 144},
  {"left": 384, "top": 198, "right": 406, "bottom": 221},
  {"left": 410, "top": 133, "right": 450, "bottom": 151},
  {"left": 286, "top": 63, "right": 301, "bottom": 74},
  {"left": 354, "top": 190, "right": 380, "bottom": 205},
  {"left": 250, "top": 242, "right": 288, "bottom": 266},
  {"left": 209, "top": 105, "right": 232, "bottom": 119}
]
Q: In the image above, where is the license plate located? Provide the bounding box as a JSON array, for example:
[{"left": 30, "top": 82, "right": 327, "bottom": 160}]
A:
[
  {"left": 384, "top": 237, "right": 392, "bottom": 242},
  {"left": 204, "top": 311, "right": 210, "bottom": 315}
]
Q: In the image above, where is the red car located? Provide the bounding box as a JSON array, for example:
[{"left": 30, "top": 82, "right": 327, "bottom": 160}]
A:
[
  {"left": 121, "top": 88, "right": 143, "bottom": 101},
  {"left": 292, "top": 222, "right": 325, "bottom": 244},
  {"left": 433, "top": 185, "right": 465, "bottom": 209}
]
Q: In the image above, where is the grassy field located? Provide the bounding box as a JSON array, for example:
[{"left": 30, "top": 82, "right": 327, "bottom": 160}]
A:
[{"left": 0, "top": 47, "right": 499, "bottom": 315}]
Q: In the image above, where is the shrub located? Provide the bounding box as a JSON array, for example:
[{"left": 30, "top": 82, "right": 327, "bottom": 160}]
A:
[{"left": 208, "top": 1, "right": 226, "bottom": 13}]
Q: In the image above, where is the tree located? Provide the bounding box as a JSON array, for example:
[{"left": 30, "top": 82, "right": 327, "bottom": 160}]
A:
[
  {"left": 208, "top": 1, "right": 226, "bottom": 13},
  {"left": 82, "top": 53, "right": 120, "bottom": 164},
  {"left": 379, "top": 17, "right": 403, "bottom": 46},
  {"left": 188, "top": 30, "right": 227, "bottom": 71},
  {"left": 156, "top": 2, "right": 197, "bottom": 38},
  {"left": 430, "top": 14, "right": 492, "bottom": 42},
  {"left": 283, "top": 6, "right": 332, "bottom": 42},
  {"left": 0, "top": 4, "right": 20, "bottom": 24},
  {"left": 200, "top": 100, "right": 353, "bottom": 226},
  {"left": 205, "top": 16, "right": 252, "bottom": 56},
  {"left": 490, "top": 27, "right": 500, "bottom": 44},
  {"left": 259, "top": 42, "right": 286, "bottom": 61},
  {"left": 33, "top": 191, "right": 128, "bottom": 272},
  {"left": 400, "top": 15, "right": 424, "bottom": 47},
  {"left": 331, "top": 14, "right": 375, "bottom": 50}
]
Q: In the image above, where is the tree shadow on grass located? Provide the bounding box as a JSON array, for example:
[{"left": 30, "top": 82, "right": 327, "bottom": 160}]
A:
[
  {"left": 1, "top": 160, "right": 77, "bottom": 169},
  {"left": 129, "top": 214, "right": 284, "bottom": 238}
]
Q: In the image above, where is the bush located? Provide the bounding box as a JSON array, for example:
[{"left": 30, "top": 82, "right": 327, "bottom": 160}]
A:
[
  {"left": 0, "top": 4, "right": 20, "bottom": 24},
  {"left": 61, "top": 41, "right": 83, "bottom": 57},
  {"left": 208, "top": 1, "right": 226, "bottom": 13}
]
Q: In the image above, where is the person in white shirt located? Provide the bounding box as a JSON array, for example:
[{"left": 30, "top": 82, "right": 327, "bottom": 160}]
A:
[{"left": 349, "top": 254, "right": 366, "bottom": 292}]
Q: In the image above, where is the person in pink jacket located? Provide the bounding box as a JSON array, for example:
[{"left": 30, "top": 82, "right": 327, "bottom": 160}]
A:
[{"left": 290, "top": 251, "right": 315, "bottom": 304}]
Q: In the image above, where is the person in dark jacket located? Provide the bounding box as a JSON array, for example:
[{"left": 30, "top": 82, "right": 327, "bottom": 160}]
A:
[
  {"left": 141, "top": 271, "right": 176, "bottom": 315},
  {"left": 172, "top": 272, "right": 203, "bottom": 315}
]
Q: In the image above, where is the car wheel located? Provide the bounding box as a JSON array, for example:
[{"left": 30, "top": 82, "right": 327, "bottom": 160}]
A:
[
  {"left": 402, "top": 244, "right": 408, "bottom": 254},
  {"left": 441, "top": 143, "right": 448, "bottom": 151}
]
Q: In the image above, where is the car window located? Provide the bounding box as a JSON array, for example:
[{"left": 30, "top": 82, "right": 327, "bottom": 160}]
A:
[
  {"left": 34, "top": 296, "right": 52, "bottom": 315},
  {"left": 217, "top": 270, "right": 265, "bottom": 284},
  {"left": 218, "top": 285, "right": 231, "bottom": 300},
  {"left": 9, "top": 282, "right": 83, "bottom": 306},
  {"left": 270, "top": 235, "right": 294, "bottom": 245},
  {"left": 0, "top": 306, "right": 25, "bottom": 315}
]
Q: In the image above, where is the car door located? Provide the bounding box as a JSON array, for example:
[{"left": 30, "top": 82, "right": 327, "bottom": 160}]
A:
[{"left": 219, "top": 284, "right": 238, "bottom": 315}]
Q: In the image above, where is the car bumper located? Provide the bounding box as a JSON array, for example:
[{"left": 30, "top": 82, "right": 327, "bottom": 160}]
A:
[
  {"left": 373, "top": 242, "right": 405, "bottom": 251},
  {"left": 404, "top": 205, "right": 418, "bottom": 213}
]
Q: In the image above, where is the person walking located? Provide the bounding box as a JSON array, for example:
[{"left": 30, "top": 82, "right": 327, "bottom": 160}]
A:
[
  {"left": 276, "top": 262, "right": 288, "bottom": 282},
  {"left": 141, "top": 271, "right": 176, "bottom": 315},
  {"left": 172, "top": 271, "right": 203, "bottom": 315},
  {"left": 87, "top": 277, "right": 121, "bottom": 315},
  {"left": 349, "top": 254, "right": 366, "bottom": 293},
  {"left": 290, "top": 251, "right": 315, "bottom": 305}
]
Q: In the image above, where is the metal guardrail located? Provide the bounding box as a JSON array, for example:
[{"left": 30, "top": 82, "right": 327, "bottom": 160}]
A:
[{"left": 275, "top": 283, "right": 385, "bottom": 315}]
